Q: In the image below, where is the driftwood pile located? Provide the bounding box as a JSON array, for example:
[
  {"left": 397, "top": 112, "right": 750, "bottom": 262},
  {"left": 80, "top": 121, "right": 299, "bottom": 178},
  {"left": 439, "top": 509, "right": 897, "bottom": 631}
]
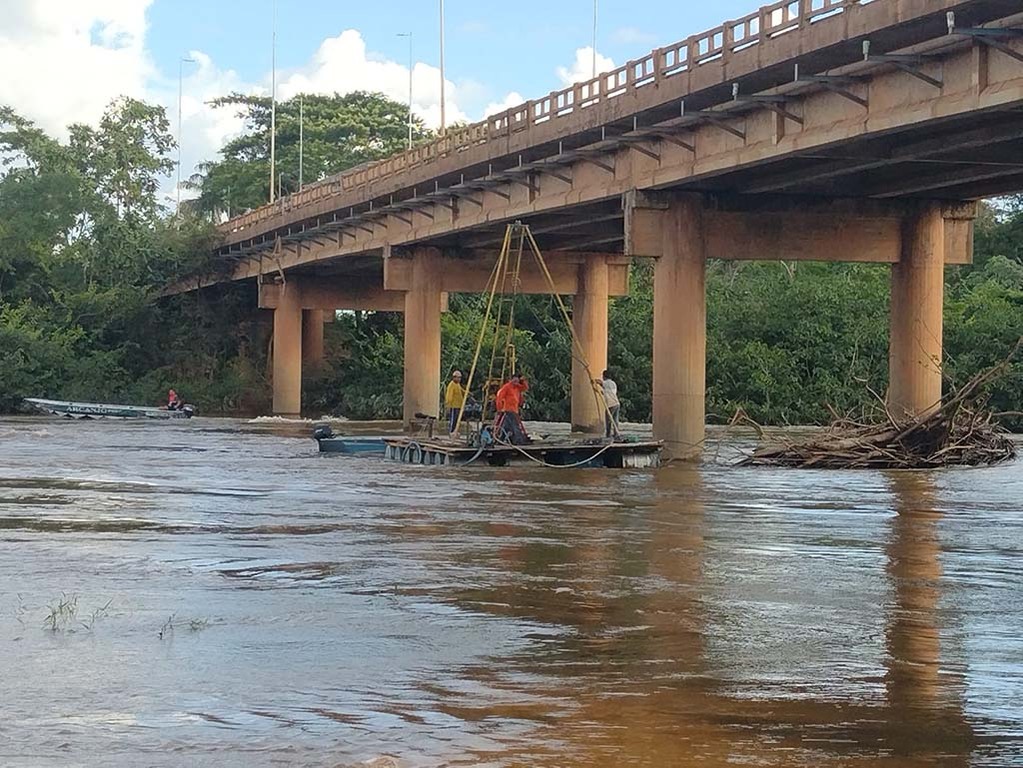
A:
[{"left": 739, "top": 355, "right": 1018, "bottom": 470}]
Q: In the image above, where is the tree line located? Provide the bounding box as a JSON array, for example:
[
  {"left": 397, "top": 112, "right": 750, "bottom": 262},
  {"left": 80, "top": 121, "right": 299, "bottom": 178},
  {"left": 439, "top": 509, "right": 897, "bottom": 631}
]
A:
[{"left": 1, "top": 93, "right": 1021, "bottom": 426}]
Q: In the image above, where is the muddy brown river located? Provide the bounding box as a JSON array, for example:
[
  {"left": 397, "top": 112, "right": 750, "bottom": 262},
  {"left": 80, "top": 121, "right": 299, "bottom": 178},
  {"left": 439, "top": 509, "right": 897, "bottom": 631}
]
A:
[{"left": 1, "top": 416, "right": 1021, "bottom": 767}]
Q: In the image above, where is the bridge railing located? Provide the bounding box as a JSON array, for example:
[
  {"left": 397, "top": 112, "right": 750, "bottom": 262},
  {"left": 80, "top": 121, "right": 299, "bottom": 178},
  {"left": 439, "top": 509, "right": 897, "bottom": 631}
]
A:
[{"left": 224, "top": 0, "right": 877, "bottom": 237}]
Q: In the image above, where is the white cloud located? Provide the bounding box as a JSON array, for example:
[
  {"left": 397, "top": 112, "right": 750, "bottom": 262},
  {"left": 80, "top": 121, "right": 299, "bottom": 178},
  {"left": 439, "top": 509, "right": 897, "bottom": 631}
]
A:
[
  {"left": 169, "top": 29, "right": 481, "bottom": 198},
  {"left": 0, "top": 4, "right": 522, "bottom": 204},
  {"left": 556, "top": 47, "right": 616, "bottom": 87},
  {"left": 483, "top": 92, "right": 526, "bottom": 119},
  {"left": 153, "top": 52, "right": 249, "bottom": 195},
  {"left": 0, "top": 0, "right": 153, "bottom": 137},
  {"left": 279, "top": 29, "right": 469, "bottom": 128}
]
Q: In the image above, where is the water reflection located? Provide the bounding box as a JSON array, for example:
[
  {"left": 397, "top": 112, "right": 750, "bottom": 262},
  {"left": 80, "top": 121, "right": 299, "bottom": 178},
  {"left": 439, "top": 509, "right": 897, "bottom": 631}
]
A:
[
  {"left": 884, "top": 472, "right": 972, "bottom": 765},
  {"left": 443, "top": 468, "right": 985, "bottom": 766},
  {"left": 0, "top": 418, "right": 1020, "bottom": 766}
]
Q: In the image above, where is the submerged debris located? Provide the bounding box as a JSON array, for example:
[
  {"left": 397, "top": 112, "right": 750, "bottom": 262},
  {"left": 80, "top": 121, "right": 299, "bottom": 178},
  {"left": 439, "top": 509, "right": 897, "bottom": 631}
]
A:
[{"left": 739, "top": 350, "right": 1019, "bottom": 470}]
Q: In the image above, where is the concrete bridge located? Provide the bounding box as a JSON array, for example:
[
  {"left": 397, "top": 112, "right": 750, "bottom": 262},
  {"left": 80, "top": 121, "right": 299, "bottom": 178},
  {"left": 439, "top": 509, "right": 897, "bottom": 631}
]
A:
[{"left": 181, "top": 0, "right": 1023, "bottom": 458}]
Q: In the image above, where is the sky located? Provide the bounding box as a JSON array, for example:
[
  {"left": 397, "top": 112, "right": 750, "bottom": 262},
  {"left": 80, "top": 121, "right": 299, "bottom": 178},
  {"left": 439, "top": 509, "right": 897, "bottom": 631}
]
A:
[{"left": 0, "top": 0, "right": 761, "bottom": 203}]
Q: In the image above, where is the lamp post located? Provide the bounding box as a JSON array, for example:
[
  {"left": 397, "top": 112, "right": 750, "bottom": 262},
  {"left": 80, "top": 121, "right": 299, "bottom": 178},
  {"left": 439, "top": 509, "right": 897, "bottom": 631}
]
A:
[
  {"left": 398, "top": 32, "right": 413, "bottom": 149},
  {"left": 176, "top": 56, "right": 196, "bottom": 216},
  {"left": 592, "top": 0, "right": 598, "bottom": 79},
  {"left": 298, "top": 93, "right": 304, "bottom": 189},
  {"left": 269, "top": 0, "right": 278, "bottom": 204},
  {"left": 439, "top": 0, "right": 446, "bottom": 134}
]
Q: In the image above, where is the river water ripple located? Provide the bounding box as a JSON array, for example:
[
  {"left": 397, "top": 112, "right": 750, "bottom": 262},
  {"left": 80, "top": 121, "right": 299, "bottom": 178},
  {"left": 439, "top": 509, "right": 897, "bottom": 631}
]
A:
[{"left": 0, "top": 417, "right": 1021, "bottom": 767}]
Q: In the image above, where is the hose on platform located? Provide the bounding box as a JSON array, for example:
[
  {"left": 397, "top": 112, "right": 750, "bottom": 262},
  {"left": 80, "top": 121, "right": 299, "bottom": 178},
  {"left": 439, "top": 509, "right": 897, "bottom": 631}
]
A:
[
  {"left": 460, "top": 444, "right": 487, "bottom": 466},
  {"left": 400, "top": 441, "right": 423, "bottom": 464},
  {"left": 494, "top": 436, "right": 616, "bottom": 469}
]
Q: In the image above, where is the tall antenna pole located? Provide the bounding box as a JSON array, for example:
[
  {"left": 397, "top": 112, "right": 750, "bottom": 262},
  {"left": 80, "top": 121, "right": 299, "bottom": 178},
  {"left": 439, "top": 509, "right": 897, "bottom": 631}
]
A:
[
  {"left": 408, "top": 32, "right": 414, "bottom": 149},
  {"left": 439, "top": 0, "right": 446, "bottom": 134},
  {"left": 592, "top": 0, "right": 598, "bottom": 79},
  {"left": 176, "top": 57, "right": 194, "bottom": 216},
  {"left": 398, "top": 33, "right": 413, "bottom": 149},
  {"left": 269, "top": 0, "right": 277, "bottom": 203},
  {"left": 299, "top": 94, "right": 304, "bottom": 189}
]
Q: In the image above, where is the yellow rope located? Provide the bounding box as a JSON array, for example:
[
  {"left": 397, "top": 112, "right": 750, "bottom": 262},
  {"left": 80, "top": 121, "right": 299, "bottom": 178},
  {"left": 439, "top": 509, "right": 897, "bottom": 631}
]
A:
[
  {"left": 523, "top": 226, "right": 614, "bottom": 429},
  {"left": 453, "top": 222, "right": 617, "bottom": 440},
  {"left": 453, "top": 226, "right": 511, "bottom": 436},
  {"left": 497, "top": 228, "right": 526, "bottom": 385}
]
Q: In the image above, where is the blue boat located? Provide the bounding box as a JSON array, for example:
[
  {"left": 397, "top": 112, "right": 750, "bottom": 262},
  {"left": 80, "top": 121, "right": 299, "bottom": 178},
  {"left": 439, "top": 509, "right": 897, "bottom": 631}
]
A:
[{"left": 313, "top": 425, "right": 386, "bottom": 455}]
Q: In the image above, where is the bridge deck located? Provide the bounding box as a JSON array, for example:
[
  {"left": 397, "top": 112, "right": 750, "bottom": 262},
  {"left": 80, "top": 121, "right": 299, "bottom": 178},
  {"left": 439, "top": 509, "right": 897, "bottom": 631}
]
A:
[{"left": 205, "top": 0, "right": 1023, "bottom": 282}]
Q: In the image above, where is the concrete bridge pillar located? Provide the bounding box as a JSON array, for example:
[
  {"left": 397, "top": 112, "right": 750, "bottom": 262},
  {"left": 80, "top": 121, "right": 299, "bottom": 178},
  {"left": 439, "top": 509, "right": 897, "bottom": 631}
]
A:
[
  {"left": 571, "top": 258, "right": 609, "bottom": 433},
  {"left": 302, "top": 309, "right": 326, "bottom": 368},
  {"left": 272, "top": 281, "right": 303, "bottom": 417},
  {"left": 889, "top": 204, "right": 945, "bottom": 420},
  {"left": 625, "top": 191, "right": 707, "bottom": 460},
  {"left": 403, "top": 249, "right": 443, "bottom": 427},
  {"left": 653, "top": 195, "right": 707, "bottom": 460}
]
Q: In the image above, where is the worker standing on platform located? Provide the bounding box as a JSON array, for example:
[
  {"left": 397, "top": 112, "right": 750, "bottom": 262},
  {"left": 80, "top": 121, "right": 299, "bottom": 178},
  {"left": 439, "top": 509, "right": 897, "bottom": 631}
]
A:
[
  {"left": 445, "top": 370, "right": 467, "bottom": 437},
  {"left": 495, "top": 373, "right": 530, "bottom": 445},
  {"left": 600, "top": 370, "right": 621, "bottom": 439}
]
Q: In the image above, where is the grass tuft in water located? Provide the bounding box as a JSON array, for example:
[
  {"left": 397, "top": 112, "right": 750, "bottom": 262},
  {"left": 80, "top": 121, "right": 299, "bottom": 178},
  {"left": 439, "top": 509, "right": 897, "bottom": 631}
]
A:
[
  {"left": 80, "top": 599, "right": 113, "bottom": 632},
  {"left": 43, "top": 593, "right": 79, "bottom": 633},
  {"left": 42, "top": 594, "right": 114, "bottom": 634}
]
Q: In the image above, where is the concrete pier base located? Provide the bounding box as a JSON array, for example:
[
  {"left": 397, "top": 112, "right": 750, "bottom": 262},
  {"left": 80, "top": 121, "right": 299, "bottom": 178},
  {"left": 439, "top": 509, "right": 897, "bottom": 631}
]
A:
[
  {"left": 403, "top": 249, "right": 443, "bottom": 427},
  {"left": 652, "top": 195, "right": 707, "bottom": 460},
  {"left": 889, "top": 204, "right": 945, "bottom": 420},
  {"left": 571, "top": 258, "right": 610, "bottom": 433},
  {"left": 272, "top": 282, "right": 303, "bottom": 417}
]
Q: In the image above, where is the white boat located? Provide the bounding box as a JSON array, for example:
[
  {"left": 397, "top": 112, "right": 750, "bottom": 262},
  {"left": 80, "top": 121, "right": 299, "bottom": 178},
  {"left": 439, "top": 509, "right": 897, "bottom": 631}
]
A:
[{"left": 24, "top": 398, "right": 195, "bottom": 420}]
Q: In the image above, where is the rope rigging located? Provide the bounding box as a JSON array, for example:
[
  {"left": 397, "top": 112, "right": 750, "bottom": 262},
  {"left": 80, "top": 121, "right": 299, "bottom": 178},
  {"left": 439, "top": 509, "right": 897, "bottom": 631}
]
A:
[{"left": 452, "top": 222, "right": 614, "bottom": 443}]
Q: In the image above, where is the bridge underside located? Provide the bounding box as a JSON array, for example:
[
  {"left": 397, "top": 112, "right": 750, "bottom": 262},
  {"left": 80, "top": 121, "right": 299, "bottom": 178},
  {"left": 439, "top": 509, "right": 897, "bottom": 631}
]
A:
[
  {"left": 182, "top": 0, "right": 1023, "bottom": 458},
  {"left": 260, "top": 192, "right": 970, "bottom": 461}
]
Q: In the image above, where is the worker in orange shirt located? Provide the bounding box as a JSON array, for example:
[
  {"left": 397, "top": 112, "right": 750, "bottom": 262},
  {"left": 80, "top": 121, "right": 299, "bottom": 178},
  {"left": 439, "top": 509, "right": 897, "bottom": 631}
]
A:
[{"left": 494, "top": 373, "right": 530, "bottom": 445}]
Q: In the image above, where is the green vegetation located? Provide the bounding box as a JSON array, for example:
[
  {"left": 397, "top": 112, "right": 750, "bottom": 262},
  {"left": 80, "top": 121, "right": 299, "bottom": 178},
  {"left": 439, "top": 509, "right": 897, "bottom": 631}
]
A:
[
  {"left": 1, "top": 91, "right": 1021, "bottom": 425},
  {"left": 186, "top": 91, "right": 429, "bottom": 217},
  {"left": 0, "top": 98, "right": 231, "bottom": 412}
]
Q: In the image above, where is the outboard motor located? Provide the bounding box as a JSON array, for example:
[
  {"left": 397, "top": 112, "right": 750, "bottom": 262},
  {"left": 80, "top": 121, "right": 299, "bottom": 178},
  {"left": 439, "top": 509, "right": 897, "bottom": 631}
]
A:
[{"left": 313, "top": 424, "right": 335, "bottom": 441}]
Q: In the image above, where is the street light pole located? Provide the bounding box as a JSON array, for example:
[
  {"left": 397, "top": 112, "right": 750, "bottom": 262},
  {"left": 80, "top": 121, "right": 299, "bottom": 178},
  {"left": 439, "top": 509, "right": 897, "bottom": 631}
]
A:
[
  {"left": 398, "top": 32, "right": 413, "bottom": 150},
  {"left": 592, "top": 0, "right": 598, "bottom": 79},
  {"left": 439, "top": 0, "right": 446, "bottom": 134},
  {"left": 269, "top": 0, "right": 277, "bottom": 204},
  {"left": 298, "top": 94, "right": 304, "bottom": 189},
  {"left": 176, "top": 56, "right": 195, "bottom": 216}
]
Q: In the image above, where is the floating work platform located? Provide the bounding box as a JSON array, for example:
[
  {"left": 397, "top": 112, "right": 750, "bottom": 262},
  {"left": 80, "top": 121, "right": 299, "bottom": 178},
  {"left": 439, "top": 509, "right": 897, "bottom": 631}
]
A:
[{"left": 383, "top": 437, "right": 662, "bottom": 468}]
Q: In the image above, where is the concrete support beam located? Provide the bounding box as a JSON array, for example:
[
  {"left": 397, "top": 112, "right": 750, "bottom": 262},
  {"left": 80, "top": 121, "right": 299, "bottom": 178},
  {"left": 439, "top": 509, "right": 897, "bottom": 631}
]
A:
[
  {"left": 302, "top": 310, "right": 325, "bottom": 367},
  {"left": 384, "top": 248, "right": 630, "bottom": 296},
  {"left": 272, "top": 282, "right": 303, "bottom": 417},
  {"left": 942, "top": 202, "right": 977, "bottom": 266},
  {"left": 403, "top": 249, "right": 443, "bottom": 427},
  {"left": 259, "top": 280, "right": 404, "bottom": 312},
  {"left": 888, "top": 204, "right": 945, "bottom": 420},
  {"left": 704, "top": 210, "right": 903, "bottom": 263},
  {"left": 627, "top": 193, "right": 976, "bottom": 266},
  {"left": 627, "top": 191, "right": 707, "bottom": 459},
  {"left": 571, "top": 259, "right": 610, "bottom": 434}
]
